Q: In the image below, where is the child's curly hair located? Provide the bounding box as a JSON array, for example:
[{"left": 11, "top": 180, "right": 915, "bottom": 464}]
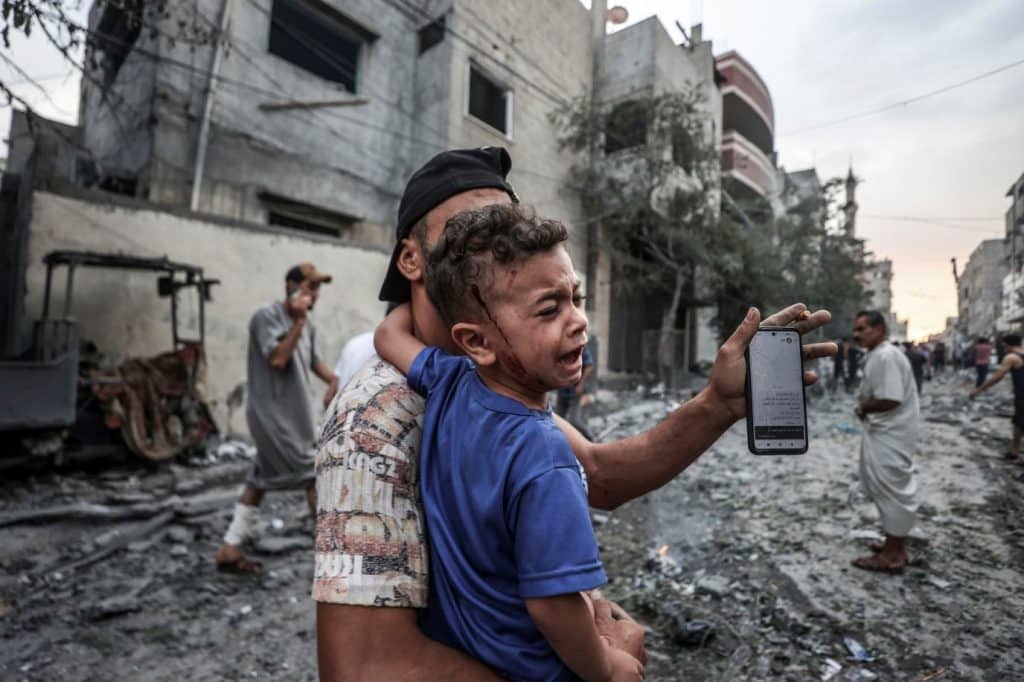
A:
[{"left": 426, "top": 204, "right": 569, "bottom": 327}]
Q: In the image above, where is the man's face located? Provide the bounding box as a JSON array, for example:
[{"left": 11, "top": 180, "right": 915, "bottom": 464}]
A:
[
  {"left": 304, "top": 280, "right": 322, "bottom": 308},
  {"left": 289, "top": 279, "right": 321, "bottom": 309},
  {"left": 477, "top": 245, "right": 589, "bottom": 392},
  {"left": 852, "top": 316, "right": 884, "bottom": 349}
]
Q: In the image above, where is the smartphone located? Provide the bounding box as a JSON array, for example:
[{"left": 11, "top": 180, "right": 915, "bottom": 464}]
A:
[{"left": 744, "top": 326, "right": 808, "bottom": 454}]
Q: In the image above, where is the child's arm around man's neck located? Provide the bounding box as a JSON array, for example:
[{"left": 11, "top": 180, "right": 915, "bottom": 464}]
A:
[{"left": 375, "top": 303, "right": 427, "bottom": 375}]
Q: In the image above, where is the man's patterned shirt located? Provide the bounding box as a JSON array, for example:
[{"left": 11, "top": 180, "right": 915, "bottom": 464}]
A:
[{"left": 312, "top": 357, "right": 428, "bottom": 607}]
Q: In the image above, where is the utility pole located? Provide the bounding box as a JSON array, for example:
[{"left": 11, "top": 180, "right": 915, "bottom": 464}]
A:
[
  {"left": 191, "top": 0, "right": 234, "bottom": 212},
  {"left": 587, "top": 0, "right": 606, "bottom": 347}
]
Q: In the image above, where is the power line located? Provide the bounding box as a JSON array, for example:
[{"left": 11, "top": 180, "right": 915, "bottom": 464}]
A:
[
  {"left": 200, "top": 3, "right": 576, "bottom": 187},
  {"left": 28, "top": 6, "right": 578, "bottom": 196},
  {"left": 778, "top": 56, "right": 1024, "bottom": 137},
  {"left": 860, "top": 214, "right": 1003, "bottom": 234},
  {"left": 381, "top": 0, "right": 572, "bottom": 110},
  {"left": 0, "top": 71, "right": 77, "bottom": 87},
  {"left": 862, "top": 214, "right": 1002, "bottom": 222},
  {"left": 62, "top": 20, "right": 403, "bottom": 191}
]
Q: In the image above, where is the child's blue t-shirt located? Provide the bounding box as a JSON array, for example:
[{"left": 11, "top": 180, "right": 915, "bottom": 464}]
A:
[{"left": 408, "top": 346, "right": 606, "bottom": 682}]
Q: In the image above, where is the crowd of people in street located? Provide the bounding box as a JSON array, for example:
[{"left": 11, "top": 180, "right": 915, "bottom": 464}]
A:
[
  {"left": 202, "top": 145, "right": 1024, "bottom": 679},
  {"left": 832, "top": 336, "right": 948, "bottom": 397}
]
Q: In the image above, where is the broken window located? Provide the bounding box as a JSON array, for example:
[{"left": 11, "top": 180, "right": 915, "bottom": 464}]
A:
[
  {"left": 605, "top": 100, "right": 647, "bottom": 154},
  {"left": 268, "top": 0, "right": 376, "bottom": 92},
  {"left": 418, "top": 16, "right": 446, "bottom": 54},
  {"left": 93, "top": 0, "right": 143, "bottom": 89},
  {"left": 468, "top": 63, "right": 511, "bottom": 135},
  {"left": 261, "top": 192, "right": 357, "bottom": 238},
  {"left": 98, "top": 174, "right": 138, "bottom": 197},
  {"left": 671, "top": 127, "right": 696, "bottom": 173}
]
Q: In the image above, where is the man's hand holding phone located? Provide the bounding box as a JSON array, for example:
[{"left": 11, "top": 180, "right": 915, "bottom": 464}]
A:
[
  {"left": 286, "top": 287, "right": 314, "bottom": 321},
  {"left": 705, "top": 304, "right": 836, "bottom": 423}
]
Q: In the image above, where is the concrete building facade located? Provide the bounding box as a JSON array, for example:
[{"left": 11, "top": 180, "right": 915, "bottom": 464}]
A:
[
  {"left": 6, "top": 0, "right": 742, "bottom": 387},
  {"left": 598, "top": 18, "right": 724, "bottom": 376},
  {"left": 999, "top": 170, "right": 1024, "bottom": 331},
  {"left": 864, "top": 257, "right": 893, "bottom": 317},
  {"left": 863, "top": 257, "right": 908, "bottom": 340},
  {"left": 75, "top": 0, "right": 592, "bottom": 257},
  {"left": 958, "top": 238, "right": 1007, "bottom": 340}
]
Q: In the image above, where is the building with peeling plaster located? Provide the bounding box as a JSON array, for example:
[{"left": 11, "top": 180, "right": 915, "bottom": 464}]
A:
[{"left": 4, "top": 1, "right": 758, "bottom": 411}]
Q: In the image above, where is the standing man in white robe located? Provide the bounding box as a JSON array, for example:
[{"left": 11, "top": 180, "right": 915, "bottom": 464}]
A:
[{"left": 852, "top": 310, "right": 921, "bottom": 573}]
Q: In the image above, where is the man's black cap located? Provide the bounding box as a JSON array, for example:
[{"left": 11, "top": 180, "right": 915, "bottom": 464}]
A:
[{"left": 378, "top": 147, "right": 517, "bottom": 302}]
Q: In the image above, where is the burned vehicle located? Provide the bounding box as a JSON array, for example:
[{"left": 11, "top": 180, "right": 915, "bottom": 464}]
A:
[{"left": 0, "top": 250, "right": 220, "bottom": 464}]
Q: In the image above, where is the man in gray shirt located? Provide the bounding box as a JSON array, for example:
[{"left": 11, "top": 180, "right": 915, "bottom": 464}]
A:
[{"left": 215, "top": 263, "right": 340, "bottom": 573}]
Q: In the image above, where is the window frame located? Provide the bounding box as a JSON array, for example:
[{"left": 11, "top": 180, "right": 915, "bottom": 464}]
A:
[
  {"left": 604, "top": 99, "right": 648, "bottom": 155},
  {"left": 260, "top": 192, "right": 359, "bottom": 239},
  {"left": 464, "top": 60, "right": 514, "bottom": 139},
  {"left": 267, "top": 0, "right": 377, "bottom": 93}
]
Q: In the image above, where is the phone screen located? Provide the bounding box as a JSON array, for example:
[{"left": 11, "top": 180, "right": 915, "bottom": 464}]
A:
[{"left": 746, "top": 328, "right": 807, "bottom": 454}]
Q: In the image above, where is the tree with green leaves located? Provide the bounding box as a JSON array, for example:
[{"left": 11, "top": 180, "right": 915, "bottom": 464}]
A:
[
  {"left": 554, "top": 87, "right": 867, "bottom": 384},
  {"left": 554, "top": 87, "right": 740, "bottom": 385}
]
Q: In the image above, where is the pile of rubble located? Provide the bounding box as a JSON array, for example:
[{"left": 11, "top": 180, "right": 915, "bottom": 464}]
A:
[
  {"left": 1, "top": 374, "right": 1022, "bottom": 680},
  {"left": 591, "top": 372, "right": 1024, "bottom": 680}
]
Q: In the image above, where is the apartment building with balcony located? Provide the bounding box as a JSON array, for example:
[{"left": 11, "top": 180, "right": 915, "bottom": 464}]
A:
[{"left": 715, "top": 50, "right": 776, "bottom": 209}]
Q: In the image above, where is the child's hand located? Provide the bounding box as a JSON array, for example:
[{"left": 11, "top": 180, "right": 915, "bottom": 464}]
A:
[
  {"left": 593, "top": 596, "right": 645, "bottom": 664},
  {"left": 605, "top": 647, "right": 644, "bottom": 681},
  {"left": 375, "top": 303, "right": 424, "bottom": 375}
]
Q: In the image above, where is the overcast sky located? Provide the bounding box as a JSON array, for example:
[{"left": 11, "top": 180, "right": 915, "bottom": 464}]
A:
[
  {"left": 607, "top": 0, "right": 1024, "bottom": 339},
  {"left": 4, "top": 1, "right": 1023, "bottom": 339}
]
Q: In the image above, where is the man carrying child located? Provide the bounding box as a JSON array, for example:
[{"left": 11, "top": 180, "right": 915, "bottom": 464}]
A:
[
  {"left": 313, "top": 147, "right": 837, "bottom": 679},
  {"left": 375, "top": 205, "right": 640, "bottom": 679}
]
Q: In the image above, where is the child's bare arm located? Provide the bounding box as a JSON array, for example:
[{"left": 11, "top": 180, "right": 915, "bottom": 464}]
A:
[
  {"left": 374, "top": 303, "right": 426, "bottom": 375},
  {"left": 526, "top": 593, "right": 643, "bottom": 681}
]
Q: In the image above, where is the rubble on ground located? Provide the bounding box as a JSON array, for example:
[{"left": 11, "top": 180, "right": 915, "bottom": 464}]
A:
[{"left": 1, "top": 373, "right": 1022, "bottom": 680}]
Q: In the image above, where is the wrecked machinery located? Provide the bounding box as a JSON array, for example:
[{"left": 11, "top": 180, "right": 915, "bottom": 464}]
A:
[{"left": 0, "top": 250, "right": 220, "bottom": 464}]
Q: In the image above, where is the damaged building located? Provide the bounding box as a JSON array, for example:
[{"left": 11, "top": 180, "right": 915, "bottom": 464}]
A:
[{"left": 2, "top": 0, "right": 786, "bottom": 444}]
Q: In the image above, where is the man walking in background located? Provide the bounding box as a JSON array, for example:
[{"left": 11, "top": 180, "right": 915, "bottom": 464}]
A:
[
  {"left": 933, "top": 341, "right": 946, "bottom": 374},
  {"left": 970, "top": 333, "right": 1024, "bottom": 463},
  {"left": 214, "top": 263, "right": 339, "bottom": 573},
  {"left": 831, "top": 337, "right": 846, "bottom": 393},
  {"left": 974, "top": 337, "right": 994, "bottom": 387},
  {"left": 852, "top": 310, "right": 921, "bottom": 574},
  {"left": 846, "top": 339, "right": 862, "bottom": 392},
  {"left": 903, "top": 342, "right": 927, "bottom": 394}
]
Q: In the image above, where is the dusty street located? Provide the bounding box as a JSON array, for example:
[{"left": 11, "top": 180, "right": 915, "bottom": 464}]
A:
[
  {"left": 596, "top": 370, "right": 1024, "bottom": 680},
  {"left": 2, "top": 371, "right": 1022, "bottom": 681}
]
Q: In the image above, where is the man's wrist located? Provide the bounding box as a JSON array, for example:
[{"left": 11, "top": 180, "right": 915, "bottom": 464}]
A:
[{"left": 692, "top": 385, "right": 739, "bottom": 431}]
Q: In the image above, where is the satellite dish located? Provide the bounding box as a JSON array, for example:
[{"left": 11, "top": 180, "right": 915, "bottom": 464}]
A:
[{"left": 607, "top": 5, "right": 629, "bottom": 24}]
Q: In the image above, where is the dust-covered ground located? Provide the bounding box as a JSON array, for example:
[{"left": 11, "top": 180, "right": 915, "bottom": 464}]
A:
[
  {"left": 1, "top": 371, "right": 1022, "bottom": 681},
  {"left": 595, "top": 371, "right": 1024, "bottom": 681}
]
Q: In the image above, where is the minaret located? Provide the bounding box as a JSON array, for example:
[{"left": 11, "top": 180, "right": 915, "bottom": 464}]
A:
[{"left": 843, "top": 163, "right": 858, "bottom": 236}]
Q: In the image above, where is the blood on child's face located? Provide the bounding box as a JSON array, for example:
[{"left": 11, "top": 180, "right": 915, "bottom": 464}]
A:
[{"left": 479, "top": 246, "right": 589, "bottom": 393}]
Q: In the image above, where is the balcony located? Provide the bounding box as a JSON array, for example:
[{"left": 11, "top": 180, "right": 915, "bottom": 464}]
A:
[
  {"left": 716, "top": 51, "right": 774, "bottom": 157},
  {"left": 721, "top": 131, "right": 776, "bottom": 200}
]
